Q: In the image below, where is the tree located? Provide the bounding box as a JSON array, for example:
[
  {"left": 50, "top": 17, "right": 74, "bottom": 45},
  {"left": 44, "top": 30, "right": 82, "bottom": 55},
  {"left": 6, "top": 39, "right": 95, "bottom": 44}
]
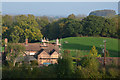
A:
[
  {"left": 81, "top": 15, "right": 116, "bottom": 37},
  {"left": 6, "top": 44, "right": 25, "bottom": 67},
  {"left": 2, "top": 15, "right": 13, "bottom": 28},
  {"left": 3, "top": 14, "right": 43, "bottom": 43},
  {"left": 36, "top": 16, "right": 49, "bottom": 30},
  {"left": 9, "top": 26, "right": 24, "bottom": 43},
  {"left": 56, "top": 50, "right": 74, "bottom": 78},
  {"left": 89, "top": 46, "right": 101, "bottom": 57},
  {"left": 78, "top": 47, "right": 101, "bottom": 78},
  {"left": 68, "top": 14, "right": 75, "bottom": 19},
  {"left": 44, "top": 18, "right": 83, "bottom": 39}
]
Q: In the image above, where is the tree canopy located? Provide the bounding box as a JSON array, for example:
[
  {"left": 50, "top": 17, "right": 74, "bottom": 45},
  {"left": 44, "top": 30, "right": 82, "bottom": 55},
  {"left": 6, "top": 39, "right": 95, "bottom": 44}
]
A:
[{"left": 2, "top": 13, "right": 119, "bottom": 43}]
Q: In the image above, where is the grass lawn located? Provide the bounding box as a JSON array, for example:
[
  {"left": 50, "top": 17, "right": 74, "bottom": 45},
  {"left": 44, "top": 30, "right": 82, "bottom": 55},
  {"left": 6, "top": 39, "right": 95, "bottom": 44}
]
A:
[
  {"left": 69, "top": 50, "right": 89, "bottom": 57},
  {"left": 60, "top": 37, "right": 119, "bottom": 57}
]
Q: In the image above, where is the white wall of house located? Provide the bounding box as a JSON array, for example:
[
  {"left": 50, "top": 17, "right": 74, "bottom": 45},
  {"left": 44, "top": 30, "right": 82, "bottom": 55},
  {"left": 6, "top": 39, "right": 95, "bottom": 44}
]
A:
[{"left": 25, "top": 51, "right": 36, "bottom": 55}]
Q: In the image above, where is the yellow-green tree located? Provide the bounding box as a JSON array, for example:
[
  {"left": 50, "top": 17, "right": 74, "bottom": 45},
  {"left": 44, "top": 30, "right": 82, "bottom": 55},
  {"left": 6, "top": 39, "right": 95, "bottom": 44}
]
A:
[{"left": 89, "top": 46, "right": 101, "bottom": 57}]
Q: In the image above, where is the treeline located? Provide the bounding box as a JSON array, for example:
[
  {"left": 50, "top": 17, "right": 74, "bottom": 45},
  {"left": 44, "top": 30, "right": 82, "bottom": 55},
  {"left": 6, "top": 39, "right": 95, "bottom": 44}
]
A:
[
  {"left": 44, "top": 14, "right": 119, "bottom": 40},
  {"left": 2, "top": 14, "right": 119, "bottom": 43}
]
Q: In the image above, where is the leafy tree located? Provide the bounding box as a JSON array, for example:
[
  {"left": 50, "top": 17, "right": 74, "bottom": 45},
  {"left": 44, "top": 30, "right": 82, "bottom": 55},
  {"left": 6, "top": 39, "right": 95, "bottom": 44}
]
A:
[
  {"left": 36, "top": 16, "right": 49, "bottom": 30},
  {"left": 81, "top": 15, "right": 116, "bottom": 37},
  {"left": 44, "top": 18, "right": 83, "bottom": 39},
  {"left": 78, "top": 52, "right": 101, "bottom": 78},
  {"left": 2, "top": 26, "right": 8, "bottom": 39},
  {"left": 2, "top": 26, "right": 8, "bottom": 33},
  {"left": 9, "top": 26, "right": 24, "bottom": 43},
  {"left": 68, "top": 14, "right": 75, "bottom": 19},
  {"left": 89, "top": 46, "right": 101, "bottom": 57},
  {"left": 2, "top": 14, "right": 43, "bottom": 43},
  {"left": 56, "top": 50, "right": 74, "bottom": 78},
  {"left": 24, "top": 26, "right": 43, "bottom": 42},
  {"left": 2, "top": 15, "right": 13, "bottom": 28},
  {"left": 14, "top": 14, "right": 38, "bottom": 28},
  {"left": 6, "top": 44, "right": 25, "bottom": 67}
]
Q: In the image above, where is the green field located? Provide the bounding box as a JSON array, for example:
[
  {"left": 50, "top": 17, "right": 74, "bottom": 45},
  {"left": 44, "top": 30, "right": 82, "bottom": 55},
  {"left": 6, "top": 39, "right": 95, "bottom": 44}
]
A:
[{"left": 60, "top": 37, "right": 119, "bottom": 57}]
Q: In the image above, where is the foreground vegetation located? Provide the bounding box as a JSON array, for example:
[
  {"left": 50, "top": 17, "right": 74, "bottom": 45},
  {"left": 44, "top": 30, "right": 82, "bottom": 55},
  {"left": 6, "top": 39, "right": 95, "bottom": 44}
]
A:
[{"left": 2, "top": 48, "right": 120, "bottom": 79}]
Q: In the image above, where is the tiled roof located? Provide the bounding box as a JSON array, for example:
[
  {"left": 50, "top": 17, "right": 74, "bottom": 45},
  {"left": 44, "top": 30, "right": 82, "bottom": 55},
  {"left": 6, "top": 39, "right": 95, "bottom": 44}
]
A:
[
  {"left": 9, "top": 43, "right": 60, "bottom": 56},
  {"left": 9, "top": 43, "right": 59, "bottom": 52}
]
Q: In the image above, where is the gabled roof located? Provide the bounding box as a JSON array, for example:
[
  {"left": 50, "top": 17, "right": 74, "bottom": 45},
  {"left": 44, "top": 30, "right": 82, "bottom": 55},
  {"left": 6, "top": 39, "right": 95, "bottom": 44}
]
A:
[
  {"left": 49, "top": 49, "right": 56, "bottom": 55},
  {"left": 36, "top": 48, "right": 58, "bottom": 56}
]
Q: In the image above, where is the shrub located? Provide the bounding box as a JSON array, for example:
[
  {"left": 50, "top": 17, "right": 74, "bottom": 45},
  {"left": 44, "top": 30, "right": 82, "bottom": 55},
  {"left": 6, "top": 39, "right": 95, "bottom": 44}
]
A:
[
  {"left": 7, "top": 61, "right": 13, "bottom": 68},
  {"left": 30, "top": 60, "right": 38, "bottom": 66},
  {"left": 108, "top": 68, "right": 119, "bottom": 78}
]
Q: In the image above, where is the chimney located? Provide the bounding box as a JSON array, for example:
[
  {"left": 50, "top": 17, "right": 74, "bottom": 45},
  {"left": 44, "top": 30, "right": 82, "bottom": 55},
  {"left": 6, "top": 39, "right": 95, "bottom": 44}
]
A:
[
  {"left": 11, "top": 49, "right": 13, "bottom": 53},
  {"left": 5, "top": 38, "right": 8, "bottom": 46},
  {"left": 4, "top": 38, "right": 8, "bottom": 53},
  {"left": 25, "top": 38, "right": 28, "bottom": 44}
]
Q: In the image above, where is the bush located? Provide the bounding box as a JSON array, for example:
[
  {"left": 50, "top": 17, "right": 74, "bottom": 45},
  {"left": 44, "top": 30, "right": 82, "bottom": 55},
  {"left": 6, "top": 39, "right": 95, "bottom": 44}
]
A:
[
  {"left": 7, "top": 61, "right": 13, "bottom": 68},
  {"left": 78, "top": 55, "right": 101, "bottom": 78},
  {"left": 108, "top": 68, "right": 119, "bottom": 78},
  {"left": 30, "top": 60, "right": 38, "bottom": 66}
]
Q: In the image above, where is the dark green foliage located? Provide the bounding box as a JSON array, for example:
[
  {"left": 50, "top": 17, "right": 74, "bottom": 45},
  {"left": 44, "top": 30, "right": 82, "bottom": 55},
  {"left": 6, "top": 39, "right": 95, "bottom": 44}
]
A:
[
  {"left": 56, "top": 50, "right": 74, "bottom": 78},
  {"left": 2, "top": 52, "right": 120, "bottom": 79},
  {"left": 36, "top": 16, "right": 49, "bottom": 30},
  {"left": 43, "top": 15, "right": 118, "bottom": 40},
  {"left": 30, "top": 60, "right": 38, "bottom": 66},
  {"left": 44, "top": 18, "right": 83, "bottom": 39},
  {"left": 81, "top": 15, "right": 117, "bottom": 37},
  {"left": 76, "top": 56, "right": 103, "bottom": 78},
  {"left": 108, "top": 68, "right": 120, "bottom": 78},
  {"left": 2, "top": 15, "right": 13, "bottom": 28}
]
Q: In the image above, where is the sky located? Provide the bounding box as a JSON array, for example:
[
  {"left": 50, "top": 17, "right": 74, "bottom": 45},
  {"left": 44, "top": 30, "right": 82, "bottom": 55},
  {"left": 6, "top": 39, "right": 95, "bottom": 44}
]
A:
[{"left": 2, "top": 2, "right": 118, "bottom": 17}]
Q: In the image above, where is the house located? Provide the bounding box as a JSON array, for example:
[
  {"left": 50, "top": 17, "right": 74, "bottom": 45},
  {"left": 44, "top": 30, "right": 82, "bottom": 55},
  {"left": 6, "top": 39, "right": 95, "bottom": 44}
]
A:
[{"left": 4, "top": 38, "right": 61, "bottom": 66}]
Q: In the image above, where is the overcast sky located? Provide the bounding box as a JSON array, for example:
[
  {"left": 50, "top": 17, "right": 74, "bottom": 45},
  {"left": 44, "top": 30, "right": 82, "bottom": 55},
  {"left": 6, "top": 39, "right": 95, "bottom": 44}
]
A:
[{"left": 2, "top": 2, "right": 118, "bottom": 16}]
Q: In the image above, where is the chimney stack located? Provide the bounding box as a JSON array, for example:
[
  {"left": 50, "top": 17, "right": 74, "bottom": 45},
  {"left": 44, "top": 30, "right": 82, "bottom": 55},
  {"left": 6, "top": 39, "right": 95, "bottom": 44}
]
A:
[
  {"left": 11, "top": 49, "right": 13, "bottom": 53},
  {"left": 5, "top": 38, "right": 8, "bottom": 46},
  {"left": 25, "top": 38, "right": 28, "bottom": 44},
  {"left": 56, "top": 38, "right": 61, "bottom": 46},
  {"left": 4, "top": 38, "right": 8, "bottom": 53}
]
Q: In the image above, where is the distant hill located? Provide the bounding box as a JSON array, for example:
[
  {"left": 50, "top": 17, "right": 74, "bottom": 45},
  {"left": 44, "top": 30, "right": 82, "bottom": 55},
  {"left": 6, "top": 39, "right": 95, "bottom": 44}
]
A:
[{"left": 89, "top": 9, "right": 116, "bottom": 17}]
